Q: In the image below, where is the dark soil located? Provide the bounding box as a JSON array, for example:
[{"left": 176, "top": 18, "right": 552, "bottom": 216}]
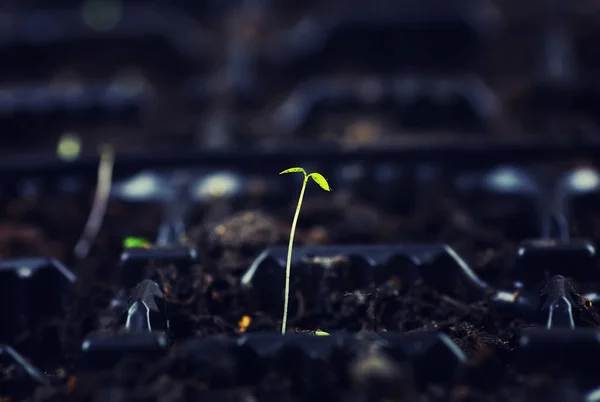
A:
[{"left": 1, "top": 162, "right": 600, "bottom": 402}]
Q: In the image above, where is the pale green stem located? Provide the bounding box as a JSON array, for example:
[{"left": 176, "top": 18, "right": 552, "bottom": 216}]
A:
[{"left": 282, "top": 176, "right": 308, "bottom": 334}]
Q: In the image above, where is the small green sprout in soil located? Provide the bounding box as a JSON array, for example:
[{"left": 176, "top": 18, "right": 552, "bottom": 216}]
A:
[
  {"left": 279, "top": 167, "right": 331, "bottom": 335},
  {"left": 314, "top": 329, "right": 330, "bottom": 336},
  {"left": 123, "top": 236, "right": 151, "bottom": 249}
]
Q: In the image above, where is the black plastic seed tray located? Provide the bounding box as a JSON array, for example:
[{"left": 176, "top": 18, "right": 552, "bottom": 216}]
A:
[
  {"left": 262, "top": 0, "right": 494, "bottom": 71},
  {"left": 5, "top": 0, "right": 600, "bottom": 155},
  {"left": 0, "top": 257, "right": 76, "bottom": 344},
  {"left": 0, "top": 80, "right": 153, "bottom": 144},
  {"left": 167, "top": 332, "right": 466, "bottom": 388},
  {"left": 0, "top": 81, "right": 151, "bottom": 116},
  {"left": 81, "top": 331, "right": 169, "bottom": 370},
  {"left": 265, "top": 75, "right": 498, "bottom": 137},
  {"left": 241, "top": 244, "right": 489, "bottom": 312},
  {"left": 517, "top": 329, "right": 600, "bottom": 379},
  {"left": 120, "top": 246, "right": 199, "bottom": 289},
  {"left": 515, "top": 239, "right": 599, "bottom": 286},
  {"left": 3, "top": 145, "right": 600, "bottom": 401},
  {"left": 3, "top": 143, "right": 600, "bottom": 180},
  {"left": 0, "top": 344, "right": 48, "bottom": 400},
  {"left": 4, "top": 2, "right": 600, "bottom": 401},
  {"left": 0, "top": 7, "right": 212, "bottom": 62}
]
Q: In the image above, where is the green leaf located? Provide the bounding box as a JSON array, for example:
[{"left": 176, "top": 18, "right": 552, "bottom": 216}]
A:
[
  {"left": 279, "top": 167, "right": 306, "bottom": 175},
  {"left": 314, "top": 329, "right": 330, "bottom": 336},
  {"left": 123, "top": 236, "right": 150, "bottom": 248},
  {"left": 309, "top": 173, "right": 330, "bottom": 191}
]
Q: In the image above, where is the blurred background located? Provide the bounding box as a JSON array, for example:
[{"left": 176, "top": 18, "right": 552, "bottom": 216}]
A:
[
  {"left": 3, "top": 0, "right": 600, "bottom": 277},
  {"left": 2, "top": 0, "right": 600, "bottom": 157}
]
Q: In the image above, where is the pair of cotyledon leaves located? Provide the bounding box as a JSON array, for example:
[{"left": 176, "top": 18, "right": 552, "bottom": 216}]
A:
[{"left": 279, "top": 167, "right": 331, "bottom": 192}]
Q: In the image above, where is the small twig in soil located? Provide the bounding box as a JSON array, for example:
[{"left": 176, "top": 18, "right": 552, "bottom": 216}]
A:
[
  {"left": 366, "top": 288, "right": 380, "bottom": 331},
  {"left": 73, "top": 145, "right": 115, "bottom": 260},
  {"left": 435, "top": 293, "right": 472, "bottom": 315},
  {"left": 344, "top": 290, "right": 373, "bottom": 300}
]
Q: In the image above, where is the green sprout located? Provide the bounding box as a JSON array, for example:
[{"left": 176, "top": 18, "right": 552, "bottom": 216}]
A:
[
  {"left": 279, "top": 167, "right": 330, "bottom": 335},
  {"left": 123, "top": 236, "right": 151, "bottom": 249},
  {"left": 314, "top": 329, "right": 330, "bottom": 336}
]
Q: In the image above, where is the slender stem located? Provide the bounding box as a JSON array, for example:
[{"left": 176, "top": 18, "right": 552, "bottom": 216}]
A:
[{"left": 282, "top": 176, "right": 308, "bottom": 335}]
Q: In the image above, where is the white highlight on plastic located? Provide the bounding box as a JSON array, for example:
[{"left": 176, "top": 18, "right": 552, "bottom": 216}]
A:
[
  {"left": 16, "top": 267, "right": 32, "bottom": 278},
  {"left": 587, "top": 386, "right": 600, "bottom": 402},
  {"left": 485, "top": 167, "right": 531, "bottom": 193},
  {"left": 119, "top": 174, "right": 159, "bottom": 199},
  {"left": 193, "top": 172, "right": 240, "bottom": 199},
  {"left": 566, "top": 168, "right": 599, "bottom": 193}
]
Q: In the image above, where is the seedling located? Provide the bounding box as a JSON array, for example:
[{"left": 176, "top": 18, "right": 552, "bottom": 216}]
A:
[
  {"left": 279, "top": 167, "right": 330, "bottom": 335},
  {"left": 314, "top": 329, "right": 330, "bottom": 336}
]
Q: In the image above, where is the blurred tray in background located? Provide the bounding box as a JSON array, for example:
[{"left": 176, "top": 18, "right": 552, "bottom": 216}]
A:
[{"left": 0, "top": 0, "right": 596, "bottom": 154}]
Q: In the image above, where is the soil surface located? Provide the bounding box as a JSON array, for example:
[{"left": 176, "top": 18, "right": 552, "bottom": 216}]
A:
[{"left": 1, "top": 162, "right": 599, "bottom": 402}]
